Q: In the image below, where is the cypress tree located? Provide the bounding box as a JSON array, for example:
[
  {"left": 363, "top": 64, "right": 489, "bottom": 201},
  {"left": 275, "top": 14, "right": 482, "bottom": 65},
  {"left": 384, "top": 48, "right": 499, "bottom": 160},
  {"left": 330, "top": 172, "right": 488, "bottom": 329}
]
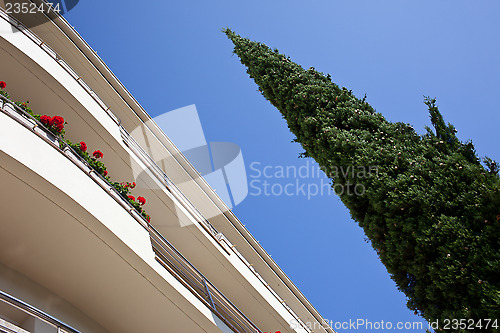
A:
[{"left": 224, "top": 29, "right": 500, "bottom": 331}]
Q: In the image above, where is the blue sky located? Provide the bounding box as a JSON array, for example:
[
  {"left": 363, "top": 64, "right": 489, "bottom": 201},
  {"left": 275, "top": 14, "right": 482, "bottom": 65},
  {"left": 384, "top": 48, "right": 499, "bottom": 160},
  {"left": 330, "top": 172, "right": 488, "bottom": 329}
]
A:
[{"left": 65, "top": 1, "right": 500, "bottom": 332}]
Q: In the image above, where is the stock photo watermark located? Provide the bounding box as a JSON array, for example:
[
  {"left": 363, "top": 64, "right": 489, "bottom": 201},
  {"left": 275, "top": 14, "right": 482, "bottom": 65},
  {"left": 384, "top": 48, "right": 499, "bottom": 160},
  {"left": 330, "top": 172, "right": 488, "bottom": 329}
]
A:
[
  {"left": 249, "top": 162, "right": 378, "bottom": 200},
  {"left": 129, "top": 104, "right": 379, "bottom": 226},
  {"left": 290, "top": 318, "right": 425, "bottom": 331},
  {"left": 130, "top": 104, "right": 248, "bottom": 223},
  {"left": 3, "top": 1, "right": 80, "bottom": 32},
  {"left": 4, "top": 1, "right": 79, "bottom": 16},
  {"left": 290, "top": 317, "right": 498, "bottom": 332}
]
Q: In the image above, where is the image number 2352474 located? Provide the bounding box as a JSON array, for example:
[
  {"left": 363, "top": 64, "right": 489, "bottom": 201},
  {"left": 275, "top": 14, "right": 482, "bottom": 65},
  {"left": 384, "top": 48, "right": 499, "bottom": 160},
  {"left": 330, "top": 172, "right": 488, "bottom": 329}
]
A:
[{"left": 5, "top": 1, "right": 79, "bottom": 15}]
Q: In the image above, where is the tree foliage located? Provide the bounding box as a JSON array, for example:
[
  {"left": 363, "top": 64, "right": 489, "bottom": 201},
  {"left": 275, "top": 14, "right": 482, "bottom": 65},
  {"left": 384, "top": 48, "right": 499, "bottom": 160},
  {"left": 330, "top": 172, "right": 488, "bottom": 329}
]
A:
[{"left": 224, "top": 29, "right": 500, "bottom": 331}]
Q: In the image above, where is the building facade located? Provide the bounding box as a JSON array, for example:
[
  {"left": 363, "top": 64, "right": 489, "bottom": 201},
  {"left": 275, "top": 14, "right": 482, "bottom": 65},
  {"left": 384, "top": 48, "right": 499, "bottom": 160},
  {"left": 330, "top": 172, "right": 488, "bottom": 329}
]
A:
[{"left": 0, "top": 1, "right": 334, "bottom": 332}]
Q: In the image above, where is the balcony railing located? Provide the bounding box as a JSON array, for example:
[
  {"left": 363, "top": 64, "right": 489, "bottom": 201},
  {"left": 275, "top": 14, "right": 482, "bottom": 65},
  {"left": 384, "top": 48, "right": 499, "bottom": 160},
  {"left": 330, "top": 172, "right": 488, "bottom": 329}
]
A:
[
  {"left": 150, "top": 226, "right": 261, "bottom": 333},
  {"left": 0, "top": 5, "right": 331, "bottom": 331},
  {"left": 0, "top": 290, "right": 81, "bottom": 333}
]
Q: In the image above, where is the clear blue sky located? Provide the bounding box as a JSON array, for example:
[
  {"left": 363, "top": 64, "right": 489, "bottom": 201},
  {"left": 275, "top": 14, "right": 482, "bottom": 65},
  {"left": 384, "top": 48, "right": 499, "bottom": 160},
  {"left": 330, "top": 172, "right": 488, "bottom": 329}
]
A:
[{"left": 65, "top": 1, "right": 500, "bottom": 332}]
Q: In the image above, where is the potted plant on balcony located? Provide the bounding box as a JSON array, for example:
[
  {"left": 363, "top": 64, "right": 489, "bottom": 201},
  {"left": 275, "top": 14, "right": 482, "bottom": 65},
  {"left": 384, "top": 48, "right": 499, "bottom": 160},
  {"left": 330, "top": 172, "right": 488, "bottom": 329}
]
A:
[{"left": 1, "top": 80, "right": 151, "bottom": 223}]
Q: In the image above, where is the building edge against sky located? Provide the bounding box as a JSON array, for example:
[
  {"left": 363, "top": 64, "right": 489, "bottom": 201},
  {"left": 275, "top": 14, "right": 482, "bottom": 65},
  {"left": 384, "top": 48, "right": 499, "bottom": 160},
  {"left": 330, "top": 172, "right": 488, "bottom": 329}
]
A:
[{"left": 0, "top": 1, "right": 334, "bottom": 332}]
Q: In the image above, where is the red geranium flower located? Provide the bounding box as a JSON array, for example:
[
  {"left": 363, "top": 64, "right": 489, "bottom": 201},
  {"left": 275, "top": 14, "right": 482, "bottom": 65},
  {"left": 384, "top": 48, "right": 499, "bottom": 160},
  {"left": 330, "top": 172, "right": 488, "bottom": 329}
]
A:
[
  {"left": 93, "top": 150, "right": 103, "bottom": 159},
  {"left": 0, "top": 81, "right": 6, "bottom": 89},
  {"left": 137, "top": 196, "right": 146, "bottom": 205},
  {"left": 103, "top": 170, "right": 108, "bottom": 176},
  {"left": 40, "top": 115, "right": 53, "bottom": 126},
  {"left": 52, "top": 116, "right": 64, "bottom": 126},
  {"left": 130, "top": 182, "right": 136, "bottom": 189},
  {"left": 56, "top": 123, "right": 64, "bottom": 132},
  {"left": 79, "top": 141, "right": 87, "bottom": 152},
  {"left": 128, "top": 195, "right": 135, "bottom": 201}
]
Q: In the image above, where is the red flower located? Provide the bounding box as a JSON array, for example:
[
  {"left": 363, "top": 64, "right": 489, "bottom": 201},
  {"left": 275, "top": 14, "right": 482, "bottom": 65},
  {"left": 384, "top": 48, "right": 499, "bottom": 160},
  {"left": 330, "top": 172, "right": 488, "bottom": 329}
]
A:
[
  {"left": 128, "top": 195, "right": 135, "bottom": 201},
  {"left": 130, "top": 182, "right": 136, "bottom": 189},
  {"left": 56, "top": 123, "right": 64, "bottom": 132},
  {"left": 52, "top": 116, "right": 64, "bottom": 126},
  {"left": 0, "top": 81, "right": 6, "bottom": 89},
  {"left": 93, "top": 150, "right": 103, "bottom": 159},
  {"left": 137, "top": 196, "right": 146, "bottom": 205},
  {"left": 79, "top": 141, "right": 87, "bottom": 152},
  {"left": 40, "top": 115, "right": 53, "bottom": 126},
  {"left": 103, "top": 170, "right": 108, "bottom": 176}
]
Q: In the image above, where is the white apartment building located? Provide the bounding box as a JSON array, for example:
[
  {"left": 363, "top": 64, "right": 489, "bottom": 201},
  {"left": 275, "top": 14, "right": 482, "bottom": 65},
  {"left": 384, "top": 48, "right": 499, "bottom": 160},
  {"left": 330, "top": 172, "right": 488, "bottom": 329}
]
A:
[{"left": 0, "top": 1, "right": 335, "bottom": 332}]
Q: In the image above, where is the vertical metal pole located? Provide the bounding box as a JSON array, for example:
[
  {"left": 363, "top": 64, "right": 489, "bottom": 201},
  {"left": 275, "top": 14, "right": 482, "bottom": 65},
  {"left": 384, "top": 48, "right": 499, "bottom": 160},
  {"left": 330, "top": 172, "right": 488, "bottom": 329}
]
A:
[{"left": 203, "top": 279, "right": 216, "bottom": 310}]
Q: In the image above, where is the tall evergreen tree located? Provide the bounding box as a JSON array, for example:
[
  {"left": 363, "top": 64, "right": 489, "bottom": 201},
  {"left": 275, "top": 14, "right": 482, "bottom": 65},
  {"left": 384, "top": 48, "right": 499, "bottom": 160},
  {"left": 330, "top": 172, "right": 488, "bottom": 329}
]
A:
[{"left": 224, "top": 29, "right": 500, "bottom": 331}]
